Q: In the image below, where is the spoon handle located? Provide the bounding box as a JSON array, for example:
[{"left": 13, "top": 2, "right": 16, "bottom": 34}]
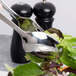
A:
[
  {"left": 0, "top": 12, "right": 30, "bottom": 37},
  {"left": 0, "top": 0, "right": 18, "bottom": 17}
]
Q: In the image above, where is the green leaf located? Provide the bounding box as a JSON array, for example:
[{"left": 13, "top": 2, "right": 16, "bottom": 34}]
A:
[
  {"left": 18, "top": 19, "right": 35, "bottom": 32},
  {"left": 59, "top": 47, "right": 76, "bottom": 69},
  {"left": 13, "top": 62, "right": 44, "bottom": 76},
  {"left": 63, "top": 34, "right": 72, "bottom": 38},
  {"left": 25, "top": 53, "right": 44, "bottom": 63},
  {"left": 57, "top": 37, "right": 76, "bottom": 49},
  {"left": 57, "top": 37, "right": 76, "bottom": 69},
  {"left": 45, "top": 30, "right": 60, "bottom": 41},
  {"left": 67, "top": 47, "right": 76, "bottom": 60},
  {"left": 68, "top": 73, "right": 76, "bottom": 76},
  {"left": 46, "top": 52, "right": 59, "bottom": 60},
  {"left": 25, "top": 53, "right": 31, "bottom": 61},
  {"left": 4, "top": 63, "right": 14, "bottom": 73}
]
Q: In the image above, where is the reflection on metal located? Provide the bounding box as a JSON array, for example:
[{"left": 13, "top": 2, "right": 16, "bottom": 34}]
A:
[
  {"left": 0, "top": 0, "right": 59, "bottom": 52},
  {"left": 0, "top": 0, "right": 44, "bottom": 32},
  {"left": 43, "top": 0, "right": 46, "bottom": 3}
]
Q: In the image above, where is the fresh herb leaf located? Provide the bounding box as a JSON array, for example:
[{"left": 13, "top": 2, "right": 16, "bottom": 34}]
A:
[
  {"left": 46, "top": 52, "right": 60, "bottom": 61},
  {"left": 25, "top": 53, "right": 44, "bottom": 63},
  {"left": 13, "top": 62, "right": 44, "bottom": 76},
  {"left": 18, "top": 19, "right": 35, "bottom": 32},
  {"left": 56, "top": 35, "right": 76, "bottom": 69},
  {"left": 67, "top": 47, "right": 76, "bottom": 60},
  {"left": 57, "top": 37, "right": 76, "bottom": 49},
  {"left": 59, "top": 47, "right": 76, "bottom": 69},
  {"left": 45, "top": 30, "right": 60, "bottom": 41}
]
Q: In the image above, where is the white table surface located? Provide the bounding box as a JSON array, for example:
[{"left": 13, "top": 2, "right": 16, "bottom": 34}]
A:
[
  {"left": 0, "top": 71, "right": 8, "bottom": 76},
  {"left": 0, "top": 35, "right": 20, "bottom": 71}
]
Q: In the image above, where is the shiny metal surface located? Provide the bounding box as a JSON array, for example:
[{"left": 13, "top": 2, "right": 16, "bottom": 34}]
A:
[
  {"left": 0, "top": 13, "right": 59, "bottom": 52},
  {"left": 22, "top": 32, "right": 59, "bottom": 52},
  {"left": 0, "top": 0, "right": 59, "bottom": 52},
  {"left": 0, "top": 0, "right": 44, "bottom": 32},
  {"left": 43, "top": 0, "right": 46, "bottom": 3}
]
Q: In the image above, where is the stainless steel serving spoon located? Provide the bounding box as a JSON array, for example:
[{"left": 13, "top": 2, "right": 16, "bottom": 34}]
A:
[
  {"left": 0, "top": 0, "right": 44, "bottom": 32},
  {"left": 0, "top": 0, "right": 59, "bottom": 52}
]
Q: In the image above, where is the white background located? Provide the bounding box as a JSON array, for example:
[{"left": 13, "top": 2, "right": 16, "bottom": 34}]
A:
[{"left": 0, "top": 0, "right": 76, "bottom": 36}]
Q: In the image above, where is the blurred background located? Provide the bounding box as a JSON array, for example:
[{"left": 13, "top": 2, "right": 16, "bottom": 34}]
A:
[{"left": 0, "top": 0, "right": 76, "bottom": 36}]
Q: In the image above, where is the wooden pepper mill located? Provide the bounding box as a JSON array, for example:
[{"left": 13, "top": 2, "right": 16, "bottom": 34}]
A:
[{"left": 33, "top": 0, "right": 56, "bottom": 30}]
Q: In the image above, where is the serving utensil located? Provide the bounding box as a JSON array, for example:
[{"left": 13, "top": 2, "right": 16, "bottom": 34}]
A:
[
  {"left": 0, "top": 0, "right": 44, "bottom": 32},
  {"left": 0, "top": 0, "right": 59, "bottom": 52}
]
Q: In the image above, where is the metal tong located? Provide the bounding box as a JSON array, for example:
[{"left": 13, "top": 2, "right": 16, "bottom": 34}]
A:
[{"left": 0, "top": 0, "right": 59, "bottom": 52}]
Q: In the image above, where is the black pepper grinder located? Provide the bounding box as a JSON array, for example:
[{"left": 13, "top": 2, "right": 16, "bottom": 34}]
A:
[
  {"left": 10, "top": 2, "right": 33, "bottom": 63},
  {"left": 33, "top": 0, "right": 56, "bottom": 30}
]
